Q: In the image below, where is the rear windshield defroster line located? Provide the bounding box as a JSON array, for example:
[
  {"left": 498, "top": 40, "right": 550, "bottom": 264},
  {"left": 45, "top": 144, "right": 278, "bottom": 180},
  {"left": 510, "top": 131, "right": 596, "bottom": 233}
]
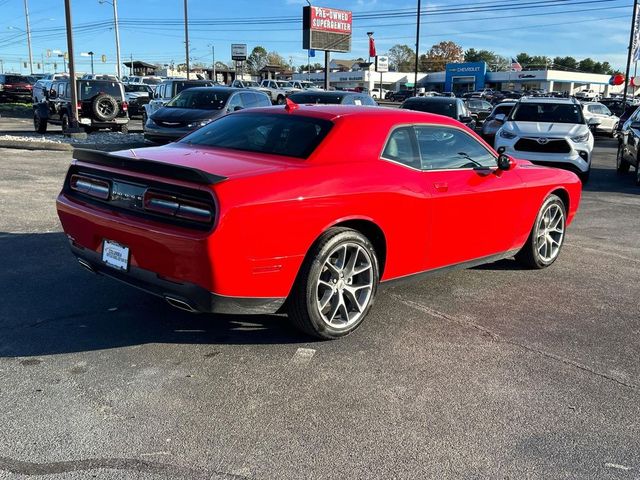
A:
[{"left": 179, "top": 113, "right": 334, "bottom": 159}]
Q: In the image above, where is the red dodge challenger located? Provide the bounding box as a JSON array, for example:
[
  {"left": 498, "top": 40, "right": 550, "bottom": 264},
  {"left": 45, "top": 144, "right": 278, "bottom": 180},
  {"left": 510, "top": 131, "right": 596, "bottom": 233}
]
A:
[{"left": 56, "top": 103, "right": 581, "bottom": 339}]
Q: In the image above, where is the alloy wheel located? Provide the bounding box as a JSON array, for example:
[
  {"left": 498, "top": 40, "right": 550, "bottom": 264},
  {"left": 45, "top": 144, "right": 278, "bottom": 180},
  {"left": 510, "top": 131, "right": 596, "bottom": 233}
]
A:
[
  {"left": 536, "top": 203, "right": 565, "bottom": 262},
  {"left": 98, "top": 100, "right": 115, "bottom": 116},
  {"left": 315, "top": 242, "right": 374, "bottom": 329}
]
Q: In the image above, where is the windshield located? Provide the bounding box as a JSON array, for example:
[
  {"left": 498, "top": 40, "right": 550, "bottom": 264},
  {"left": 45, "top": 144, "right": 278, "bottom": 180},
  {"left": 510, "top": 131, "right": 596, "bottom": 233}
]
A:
[
  {"left": 77, "top": 81, "right": 122, "bottom": 100},
  {"left": 288, "top": 93, "right": 343, "bottom": 104},
  {"left": 510, "top": 102, "right": 584, "bottom": 124},
  {"left": 403, "top": 100, "right": 457, "bottom": 117},
  {"left": 165, "top": 89, "right": 230, "bottom": 110},
  {"left": 244, "top": 81, "right": 260, "bottom": 87},
  {"left": 142, "top": 78, "right": 162, "bottom": 85},
  {"left": 125, "top": 84, "right": 150, "bottom": 93},
  {"left": 180, "top": 113, "right": 333, "bottom": 159},
  {"left": 276, "top": 81, "right": 290, "bottom": 88}
]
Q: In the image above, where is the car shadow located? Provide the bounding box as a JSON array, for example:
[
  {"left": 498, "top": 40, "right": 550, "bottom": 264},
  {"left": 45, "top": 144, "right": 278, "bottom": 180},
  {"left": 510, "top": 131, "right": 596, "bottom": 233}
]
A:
[
  {"left": 0, "top": 232, "right": 310, "bottom": 358},
  {"left": 583, "top": 167, "right": 640, "bottom": 195}
]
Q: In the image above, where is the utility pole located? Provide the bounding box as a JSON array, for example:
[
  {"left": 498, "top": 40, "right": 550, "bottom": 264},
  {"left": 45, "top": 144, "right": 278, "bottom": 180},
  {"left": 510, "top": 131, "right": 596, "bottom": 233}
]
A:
[
  {"left": 623, "top": 0, "right": 639, "bottom": 108},
  {"left": 211, "top": 45, "right": 215, "bottom": 81},
  {"left": 413, "top": 0, "right": 421, "bottom": 97},
  {"left": 184, "top": 0, "right": 190, "bottom": 79},
  {"left": 0, "top": 59, "right": 3, "bottom": 74},
  {"left": 23, "top": 0, "right": 34, "bottom": 74},
  {"left": 324, "top": 51, "right": 330, "bottom": 91},
  {"left": 63, "top": 0, "right": 82, "bottom": 133},
  {"left": 113, "top": 0, "right": 121, "bottom": 78}
]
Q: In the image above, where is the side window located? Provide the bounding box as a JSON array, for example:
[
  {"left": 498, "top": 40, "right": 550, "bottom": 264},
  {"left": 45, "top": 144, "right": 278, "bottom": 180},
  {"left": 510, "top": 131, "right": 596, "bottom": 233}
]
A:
[
  {"left": 57, "top": 83, "right": 66, "bottom": 97},
  {"left": 239, "top": 92, "right": 257, "bottom": 108},
  {"left": 227, "top": 93, "right": 243, "bottom": 111},
  {"left": 158, "top": 84, "right": 166, "bottom": 99},
  {"left": 253, "top": 92, "right": 272, "bottom": 107},
  {"left": 341, "top": 95, "right": 355, "bottom": 105},
  {"left": 382, "top": 127, "right": 421, "bottom": 169},
  {"left": 415, "top": 126, "right": 497, "bottom": 170}
]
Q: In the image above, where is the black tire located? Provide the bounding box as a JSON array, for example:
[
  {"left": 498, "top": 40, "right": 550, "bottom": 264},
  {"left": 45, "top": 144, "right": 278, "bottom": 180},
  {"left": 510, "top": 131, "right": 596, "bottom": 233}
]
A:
[
  {"left": 276, "top": 95, "right": 285, "bottom": 105},
  {"left": 636, "top": 163, "right": 640, "bottom": 187},
  {"left": 83, "top": 126, "right": 93, "bottom": 134},
  {"left": 33, "top": 112, "right": 47, "bottom": 133},
  {"left": 142, "top": 111, "right": 148, "bottom": 126},
  {"left": 288, "top": 227, "right": 380, "bottom": 339},
  {"left": 616, "top": 143, "right": 630, "bottom": 174},
  {"left": 579, "top": 170, "right": 590, "bottom": 185},
  {"left": 92, "top": 94, "right": 119, "bottom": 121},
  {"left": 61, "top": 113, "right": 70, "bottom": 132},
  {"left": 515, "top": 194, "right": 567, "bottom": 269}
]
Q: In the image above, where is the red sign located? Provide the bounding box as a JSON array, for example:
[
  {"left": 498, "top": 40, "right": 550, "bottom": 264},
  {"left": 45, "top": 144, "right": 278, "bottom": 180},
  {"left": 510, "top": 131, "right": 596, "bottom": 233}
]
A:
[{"left": 310, "top": 6, "right": 352, "bottom": 34}]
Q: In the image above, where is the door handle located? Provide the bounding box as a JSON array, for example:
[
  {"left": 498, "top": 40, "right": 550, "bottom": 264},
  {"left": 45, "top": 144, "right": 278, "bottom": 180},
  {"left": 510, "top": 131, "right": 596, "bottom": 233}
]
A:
[{"left": 433, "top": 182, "right": 448, "bottom": 192}]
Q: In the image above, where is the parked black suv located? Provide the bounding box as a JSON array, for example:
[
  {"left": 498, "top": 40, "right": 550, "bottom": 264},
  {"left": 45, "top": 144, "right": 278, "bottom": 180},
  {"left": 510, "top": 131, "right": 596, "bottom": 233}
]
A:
[
  {"left": 400, "top": 96, "right": 477, "bottom": 129},
  {"left": 33, "top": 79, "right": 129, "bottom": 133}
]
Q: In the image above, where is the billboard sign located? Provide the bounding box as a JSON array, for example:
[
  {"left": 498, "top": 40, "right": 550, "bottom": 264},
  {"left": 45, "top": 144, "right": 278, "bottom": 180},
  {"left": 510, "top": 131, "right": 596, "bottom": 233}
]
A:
[
  {"left": 231, "top": 44, "right": 247, "bottom": 61},
  {"left": 303, "top": 6, "right": 352, "bottom": 53},
  {"left": 375, "top": 56, "right": 389, "bottom": 73}
]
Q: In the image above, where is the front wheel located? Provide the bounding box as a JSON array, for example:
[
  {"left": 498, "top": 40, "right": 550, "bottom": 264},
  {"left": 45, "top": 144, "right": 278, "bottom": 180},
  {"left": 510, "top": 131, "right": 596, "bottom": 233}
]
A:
[
  {"left": 33, "top": 112, "right": 47, "bottom": 133},
  {"left": 61, "top": 114, "right": 70, "bottom": 132},
  {"left": 515, "top": 194, "right": 567, "bottom": 269},
  {"left": 617, "top": 143, "right": 630, "bottom": 174},
  {"left": 288, "top": 228, "right": 379, "bottom": 339}
]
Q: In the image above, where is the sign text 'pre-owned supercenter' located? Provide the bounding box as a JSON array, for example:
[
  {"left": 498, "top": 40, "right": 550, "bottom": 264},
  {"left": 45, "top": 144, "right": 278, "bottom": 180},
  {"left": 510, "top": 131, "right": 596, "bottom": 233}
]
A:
[{"left": 303, "top": 6, "right": 352, "bottom": 53}]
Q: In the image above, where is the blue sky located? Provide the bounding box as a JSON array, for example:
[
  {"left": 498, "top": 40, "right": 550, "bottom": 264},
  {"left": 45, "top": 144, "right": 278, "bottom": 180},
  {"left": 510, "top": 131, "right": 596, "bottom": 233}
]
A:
[{"left": 0, "top": 0, "right": 634, "bottom": 74}]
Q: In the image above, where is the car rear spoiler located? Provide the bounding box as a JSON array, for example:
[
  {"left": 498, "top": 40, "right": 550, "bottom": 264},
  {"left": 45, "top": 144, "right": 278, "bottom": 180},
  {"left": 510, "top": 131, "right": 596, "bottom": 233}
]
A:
[{"left": 72, "top": 148, "right": 227, "bottom": 185}]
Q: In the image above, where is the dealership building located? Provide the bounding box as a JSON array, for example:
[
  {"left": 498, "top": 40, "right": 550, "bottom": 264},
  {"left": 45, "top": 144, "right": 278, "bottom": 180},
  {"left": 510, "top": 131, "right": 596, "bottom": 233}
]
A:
[{"left": 292, "top": 61, "right": 628, "bottom": 96}]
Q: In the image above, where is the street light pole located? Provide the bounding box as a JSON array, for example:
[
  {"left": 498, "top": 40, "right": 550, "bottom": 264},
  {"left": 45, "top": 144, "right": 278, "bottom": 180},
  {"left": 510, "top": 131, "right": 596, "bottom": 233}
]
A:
[
  {"left": 23, "top": 0, "right": 34, "bottom": 74},
  {"left": 113, "top": 0, "right": 121, "bottom": 78},
  {"left": 184, "top": 0, "right": 190, "bottom": 78},
  {"left": 623, "top": 0, "right": 639, "bottom": 107},
  {"left": 413, "top": 0, "right": 421, "bottom": 97},
  {"left": 63, "top": 0, "right": 81, "bottom": 131}
]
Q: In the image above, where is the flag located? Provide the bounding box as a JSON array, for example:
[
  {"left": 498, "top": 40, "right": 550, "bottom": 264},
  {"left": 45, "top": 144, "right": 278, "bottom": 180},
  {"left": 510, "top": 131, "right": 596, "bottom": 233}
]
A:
[
  {"left": 308, "top": 49, "right": 315, "bottom": 58},
  {"left": 633, "top": 4, "right": 640, "bottom": 62},
  {"left": 511, "top": 57, "right": 523, "bottom": 72},
  {"left": 369, "top": 36, "right": 376, "bottom": 58}
]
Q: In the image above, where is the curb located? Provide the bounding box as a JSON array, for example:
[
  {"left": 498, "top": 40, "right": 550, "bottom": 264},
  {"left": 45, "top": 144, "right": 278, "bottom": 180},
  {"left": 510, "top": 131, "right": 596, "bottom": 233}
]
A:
[
  {"left": 0, "top": 140, "right": 147, "bottom": 152},
  {"left": 0, "top": 140, "right": 72, "bottom": 151}
]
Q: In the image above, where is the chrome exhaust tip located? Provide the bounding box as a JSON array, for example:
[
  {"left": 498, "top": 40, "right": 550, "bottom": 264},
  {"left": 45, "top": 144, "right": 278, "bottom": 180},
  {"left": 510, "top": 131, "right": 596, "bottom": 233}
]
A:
[
  {"left": 77, "top": 258, "right": 96, "bottom": 274},
  {"left": 164, "top": 296, "right": 198, "bottom": 313}
]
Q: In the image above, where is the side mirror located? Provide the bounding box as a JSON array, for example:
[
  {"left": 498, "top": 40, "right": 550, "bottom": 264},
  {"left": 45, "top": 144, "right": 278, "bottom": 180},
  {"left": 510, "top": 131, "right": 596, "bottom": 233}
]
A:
[
  {"left": 494, "top": 113, "right": 506, "bottom": 123},
  {"left": 49, "top": 89, "right": 57, "bottom": 99},
  {"left": 459, "top": 115, "right": 473, "bottom": 124},
  {"left": 588, "top": 117, "right": 602, "bottom": 126},
  {"left": 233, "top": 105, "right": 243, "bottom": 112},
  {"left": 497, "top": 154, "right": 514, "bottom": 171}
]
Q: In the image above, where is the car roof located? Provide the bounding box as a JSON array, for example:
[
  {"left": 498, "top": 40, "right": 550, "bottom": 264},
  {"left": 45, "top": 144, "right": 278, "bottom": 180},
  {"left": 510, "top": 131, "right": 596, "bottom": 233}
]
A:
[
  {"left": 291, "top": 91, "right": 357, "bottom": 98},
  {"left": 176, "top": 86, "right": 237, "bottom": 93},
  {"left": 404, "top": 96, "right": 457, "bottom": 103},
  {"left": 518, "top": 97, "right": 577, "bottom": 104},
  {"left": 237, "top": 104, "right": 464, "bottom": 127}
]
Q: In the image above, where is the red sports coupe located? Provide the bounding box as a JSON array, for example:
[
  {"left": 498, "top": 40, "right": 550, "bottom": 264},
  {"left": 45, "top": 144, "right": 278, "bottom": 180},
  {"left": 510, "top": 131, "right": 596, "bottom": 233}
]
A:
[{"left": 56, "top": 103, "right": 581, "bottom": 339}]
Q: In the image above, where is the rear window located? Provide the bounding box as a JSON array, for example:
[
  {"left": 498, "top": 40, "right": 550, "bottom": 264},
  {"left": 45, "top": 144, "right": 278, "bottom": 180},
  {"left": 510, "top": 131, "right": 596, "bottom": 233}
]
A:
[
  {"left": 510, "top": 102, "right": 584, "bottom": 124},
  {"left": 4, "top": 75, "right": 29, "bottom": 84},
  {"left": 289, "top": 93, "right": 343, "bottom": 104},
  {"left": 78, "top": 81, "right": 122, "bottom": 100},
  {"left": 166, "top": 89, "right": 230, "bottom": 110},
  {"left": 142, "top": 78, "right": 162, "bottom": 85},
  {"left": 403, "top": 99, "right": 457, "bottom": 117},
  {"left": 180, "top": 113, "right": 333, "bottom": 159}
]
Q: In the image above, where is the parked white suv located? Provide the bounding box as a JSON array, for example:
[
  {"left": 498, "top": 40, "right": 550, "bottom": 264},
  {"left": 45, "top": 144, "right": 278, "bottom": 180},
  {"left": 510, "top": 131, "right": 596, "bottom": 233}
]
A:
[
  {"left": 581, "top": 102, "right": 619, "bottom": 137},
  {"left": 369, "top": 87, "right": 389, "bottom": 99},
  {"left": 575, "top": 89, "right": 599, "bottom": 101},
  {"left": 495, "top": 97, "right": 598, "bottom": 183}
]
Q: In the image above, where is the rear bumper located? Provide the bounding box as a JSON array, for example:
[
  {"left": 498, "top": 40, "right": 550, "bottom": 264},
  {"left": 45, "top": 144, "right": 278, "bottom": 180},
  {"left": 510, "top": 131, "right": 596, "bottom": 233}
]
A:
[{"left": 69, "top": 241, "right": 286, "bottom": 315}]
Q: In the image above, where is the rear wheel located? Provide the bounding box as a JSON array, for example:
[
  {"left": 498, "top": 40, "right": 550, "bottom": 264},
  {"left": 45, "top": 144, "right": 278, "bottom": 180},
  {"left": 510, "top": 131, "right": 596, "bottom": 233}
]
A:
[
  {"left": 33, "top": 112, "right": 47, "bottom": 133},
  {"left": 276, "top": 95, "right": 285, "bottom": 105},
  {"left": 617, "top": 143, "right": 630, "bottom": 174},
  {"left": 515, "top": 194, "right": 567, "bottom": 269},
  {"left": 288, "top": 228, "right": 379, "bottom": 339}
]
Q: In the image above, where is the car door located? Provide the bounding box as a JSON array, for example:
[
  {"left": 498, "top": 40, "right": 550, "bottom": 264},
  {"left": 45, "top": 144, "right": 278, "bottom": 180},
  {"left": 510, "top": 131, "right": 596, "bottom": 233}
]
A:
[
  {"left": 148, "top": 83, "right": 165, "bottom": 114},
  {"left": 623, "top": 108, "right": 640, "bottom": 164},
  {"left": 415, "top": 124, "right": 528, "bottom": 268}
]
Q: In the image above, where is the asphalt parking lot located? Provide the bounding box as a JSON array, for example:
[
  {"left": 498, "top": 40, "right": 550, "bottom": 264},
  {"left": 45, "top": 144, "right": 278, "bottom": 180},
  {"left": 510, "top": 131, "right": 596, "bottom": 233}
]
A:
[{"left": 0, "top": 139, "right": 639, "bottom": 479}]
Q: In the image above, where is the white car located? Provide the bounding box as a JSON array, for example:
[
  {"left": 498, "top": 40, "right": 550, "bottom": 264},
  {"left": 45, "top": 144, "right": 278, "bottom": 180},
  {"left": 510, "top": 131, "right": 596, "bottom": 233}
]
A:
[
  {"left": 288, "top": 80, "right": 322, "bottom": 91},
  {"left": 581, "top": 102, "right": 619, "bottom": 137},
  {"left": 495, "top": 97, "right": 598, "bottom": 183},
  {"left": 575, "top": 89, "right": 599, "bottom": 101},
  {"left": 369, "top": 87, "right": 388, "bottom": 99}
]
